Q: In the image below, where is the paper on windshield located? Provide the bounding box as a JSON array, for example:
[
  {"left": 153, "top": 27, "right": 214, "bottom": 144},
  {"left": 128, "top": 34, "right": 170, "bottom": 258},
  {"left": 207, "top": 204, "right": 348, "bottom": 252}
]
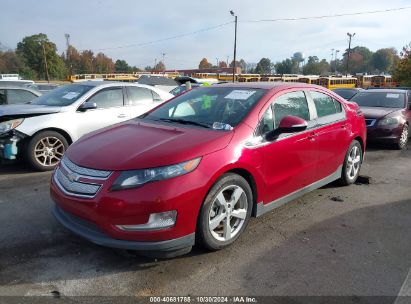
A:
[
  {"left": 386, "top": 93, "right": 400, "bottom": 99},
  {"left": 224, "top": 90, "right": 256, "bottom": 100},
  {"left": 62, "top": 92, "right": 80, "bottom": 100}
]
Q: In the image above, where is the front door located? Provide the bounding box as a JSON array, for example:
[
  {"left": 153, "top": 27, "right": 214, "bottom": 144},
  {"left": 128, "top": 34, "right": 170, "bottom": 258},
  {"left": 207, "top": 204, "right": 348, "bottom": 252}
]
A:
[{"left": 257, "top": 90, "right": 318, "bottom": 204}]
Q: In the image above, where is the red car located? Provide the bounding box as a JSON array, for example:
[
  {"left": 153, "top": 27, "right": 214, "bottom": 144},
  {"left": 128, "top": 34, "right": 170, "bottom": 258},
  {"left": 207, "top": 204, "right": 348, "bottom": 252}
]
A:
[{"left": 51, "top": 83, "right": 366, "bottom": 257}]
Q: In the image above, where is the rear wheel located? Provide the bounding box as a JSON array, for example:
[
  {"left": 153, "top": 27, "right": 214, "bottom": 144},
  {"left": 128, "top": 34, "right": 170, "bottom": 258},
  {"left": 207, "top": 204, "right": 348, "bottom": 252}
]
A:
[
  {"left": 197, "top": 173, "right": 253, "bottom": 251},
  {"left": 396, "top": 124, "right": 409, "bottom": 150},
  {"left": 340, "top": 140, "right": 362, "bottom": 185},
  {"left": 26, "top": 131, "right": 68, "bottom": 171}
]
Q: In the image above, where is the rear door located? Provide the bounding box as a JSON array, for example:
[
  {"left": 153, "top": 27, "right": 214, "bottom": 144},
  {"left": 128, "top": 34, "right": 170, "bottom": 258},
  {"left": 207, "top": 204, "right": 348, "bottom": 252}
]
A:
[
  {"left": 306, "top": 90, "right": 351, "bottom": 180},
  {"left": 74, "top": 86, "right": 128, "bottom": 138},
  {"left": 256, "top": 90, "right": 318, "bottom": 204},
  {"left": 6, "top": 89, "right": 38, "bottom": 104}
]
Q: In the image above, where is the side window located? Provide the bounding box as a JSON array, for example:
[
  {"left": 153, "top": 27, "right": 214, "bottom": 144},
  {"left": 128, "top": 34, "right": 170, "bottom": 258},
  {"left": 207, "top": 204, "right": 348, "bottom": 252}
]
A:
[
  {"left": 126, "top": 87, "right": 153, "bottom": 105},
  {"left": 311, "top": 91, "right": 341, "bottom": 117},
  {"left": 273, "top": 91, "right": 310, "bottom": 128},
  {"left": 151, "top": 90, "right": 161, "bottom": 101},
  {"left": 0, "top": 89, "right": 6, "bottom": 105},
  {"left": 87, "top": 87, "right": 123, "bottom": 109},
  {"left": 7, "top": 89, "right": 37, "bottom": 104},
  {"left": 257, "top": 106, "right": 274, "bottom": 135}
]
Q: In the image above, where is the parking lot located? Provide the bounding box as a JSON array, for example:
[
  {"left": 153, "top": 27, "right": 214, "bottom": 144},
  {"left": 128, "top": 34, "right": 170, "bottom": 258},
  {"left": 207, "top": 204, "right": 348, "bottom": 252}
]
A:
[{"left": 0, "top": 143, "right": 410, "bottom": 299}]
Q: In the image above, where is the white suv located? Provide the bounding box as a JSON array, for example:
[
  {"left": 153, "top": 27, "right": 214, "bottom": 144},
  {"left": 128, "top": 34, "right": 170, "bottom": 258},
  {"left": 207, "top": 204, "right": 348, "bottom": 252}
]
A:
[{"left": 0, "top": 81, "right": 173, "bottom": 170}]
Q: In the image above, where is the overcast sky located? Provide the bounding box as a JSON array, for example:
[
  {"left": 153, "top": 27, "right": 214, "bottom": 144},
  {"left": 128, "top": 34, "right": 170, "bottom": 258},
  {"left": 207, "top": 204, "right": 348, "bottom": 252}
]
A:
[{"left": 1, "top": 0, "right": 411, "bottom": 69}]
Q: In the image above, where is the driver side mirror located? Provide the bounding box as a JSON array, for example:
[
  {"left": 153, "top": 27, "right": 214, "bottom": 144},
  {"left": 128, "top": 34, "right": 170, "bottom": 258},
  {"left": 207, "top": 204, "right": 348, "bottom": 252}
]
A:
[
  {"left": 265, "top": 115, "right": 308, "bottom": 142},
  {"left": 78, "top": 102, "right": 97, "bottom": 112}
]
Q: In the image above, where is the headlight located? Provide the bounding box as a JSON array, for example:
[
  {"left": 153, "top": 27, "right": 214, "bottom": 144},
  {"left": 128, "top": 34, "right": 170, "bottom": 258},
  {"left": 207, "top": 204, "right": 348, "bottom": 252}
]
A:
[
  {"left": 0, "top": 119, "right": 24, "bottom": 134},
  {"left": 378, "top": 117, "right": 399, "bottom": 126},
  {"left": 111, "top": 157, "right": 201, "bottom": 191}
]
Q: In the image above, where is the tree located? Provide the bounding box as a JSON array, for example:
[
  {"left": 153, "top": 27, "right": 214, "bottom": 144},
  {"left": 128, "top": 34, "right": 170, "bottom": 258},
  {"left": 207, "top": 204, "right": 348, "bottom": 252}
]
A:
[
  {"left": 274, "top": 58, "right": 294, "bottom": 74},
  {"left": 255, "top": 58, "right": 272, "bottom": 74},
  {"left": 79, "top": 50, "right": 95, "bottom": 74},
  {"left": 0, "top": 50, "right": 35, "bottom": 79},
  {"left": 218, "top": 61, "right": 227, "bottom": 68},
  {"left": 199, "top": 58, "right": 212, "bottom": 69},
  {"left": 16, "top": 33, "right": 67, "bottom": 80},
  {"left": 94, "top": 52, "right": 114, "bottom": 73},
  {"left": 393, "top": 43, "right": 411, "bottom": 87},
  {"left": 303, "top": 56, "right": 330, "bottom": 75},
  {"left": 154, "top": 61, "right": 166, "bottom": 71},
  {"left": 115, "top": 59, "right": 132, "bottom": 73},
  {"left": 372, "top": 48, "right": 398, "bottom": 74}
]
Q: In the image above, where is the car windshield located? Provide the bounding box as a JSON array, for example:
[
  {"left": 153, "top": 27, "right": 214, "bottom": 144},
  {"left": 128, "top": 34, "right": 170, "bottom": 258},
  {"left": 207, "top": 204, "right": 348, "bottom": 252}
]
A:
[
  {"left": 143, "top": 87, "right": 267, "bottom": 129},
  {"left": 351, "top": 92, "right": 406, "bottom": 108},
  {"left": 333, "top": 89, "right": 358, "bottom": 100},
  {"left": 30, "top": 84, "right": 93, "bottom": 106}
]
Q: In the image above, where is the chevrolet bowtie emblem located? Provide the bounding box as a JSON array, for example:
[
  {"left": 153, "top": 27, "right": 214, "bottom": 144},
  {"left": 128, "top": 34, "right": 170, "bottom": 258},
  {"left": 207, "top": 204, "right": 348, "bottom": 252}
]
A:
[{"left": 67, "top": 172, "right": 79, "bottom": 182}]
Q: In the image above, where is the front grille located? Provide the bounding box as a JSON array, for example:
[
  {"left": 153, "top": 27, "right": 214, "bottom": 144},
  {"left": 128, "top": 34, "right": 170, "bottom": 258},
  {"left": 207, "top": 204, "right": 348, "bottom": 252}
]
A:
[
  {"left": 365, "top": 119, "right": 376, "bottom": 127},
  {"left": 62, "top": 157, "right": 111, "bottom": 179},
  {"left": 54, "top": 156, "right": 112, "bottom": 198}
]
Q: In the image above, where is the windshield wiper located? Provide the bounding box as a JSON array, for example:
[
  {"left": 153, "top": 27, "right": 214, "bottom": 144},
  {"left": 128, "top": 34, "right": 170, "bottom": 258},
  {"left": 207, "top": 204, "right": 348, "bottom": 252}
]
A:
[{"left": 158, "top": 118, "right": 211, "bottom": 128}]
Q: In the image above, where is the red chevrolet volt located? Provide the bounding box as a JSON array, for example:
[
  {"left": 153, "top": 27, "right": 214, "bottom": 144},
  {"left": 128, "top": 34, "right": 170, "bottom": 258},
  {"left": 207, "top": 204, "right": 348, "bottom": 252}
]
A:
[{"left": 51, "top": 83, "right": 366, "bottom": 257}]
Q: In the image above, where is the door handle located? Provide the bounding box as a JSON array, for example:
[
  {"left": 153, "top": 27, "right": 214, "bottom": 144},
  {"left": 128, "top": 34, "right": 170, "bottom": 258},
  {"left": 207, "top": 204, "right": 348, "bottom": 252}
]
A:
[
  {"left": 117, "top": 114, "right": 126, "bottom": 118},
  {"left": 307, "top": 132, "right": 317, "bottom": 141},
  {"left": 341, "top": 124, "right": 348, "bottom": 129}
]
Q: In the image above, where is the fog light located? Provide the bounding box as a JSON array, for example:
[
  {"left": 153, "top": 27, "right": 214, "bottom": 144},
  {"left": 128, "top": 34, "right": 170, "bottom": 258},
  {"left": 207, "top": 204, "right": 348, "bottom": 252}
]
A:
[{"left": 115, "top": 210, "right": 177, "bottom": 231}]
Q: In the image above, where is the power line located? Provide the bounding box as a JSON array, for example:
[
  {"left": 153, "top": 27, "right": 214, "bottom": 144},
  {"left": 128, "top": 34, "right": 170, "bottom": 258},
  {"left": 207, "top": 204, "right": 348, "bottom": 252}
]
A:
[
  {"left": 89, "top": 21, "right": 233, "bottom": 52},
  {"left": 241, "top": 6, "right": 411, "bottom": 23}
]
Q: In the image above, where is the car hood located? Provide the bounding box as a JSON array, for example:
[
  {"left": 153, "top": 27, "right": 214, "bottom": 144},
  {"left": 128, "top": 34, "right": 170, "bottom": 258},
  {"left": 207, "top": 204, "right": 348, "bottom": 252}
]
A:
[
  {"left": 66, "top": 120, "right": 234, "bottom": 171},
  {"left": 0, "top": 104, "right": 62, "bottom": 118},
  {"left": 360, "top": 107, "right": 400, "bottom": 119}
]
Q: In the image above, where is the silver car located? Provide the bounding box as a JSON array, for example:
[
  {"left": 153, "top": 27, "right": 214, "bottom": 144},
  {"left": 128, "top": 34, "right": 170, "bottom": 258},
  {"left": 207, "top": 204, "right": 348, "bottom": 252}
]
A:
[{"left": 0, "top": 81, "right": 173, "bottom": 171}]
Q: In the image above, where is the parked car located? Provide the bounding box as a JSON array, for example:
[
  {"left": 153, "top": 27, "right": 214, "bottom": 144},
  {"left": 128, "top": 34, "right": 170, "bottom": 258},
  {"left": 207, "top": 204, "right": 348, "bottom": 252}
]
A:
[
  {"left": 137, "top": 75, "right": 179, "bottom": 92},
  {"left": 0, "top": 86, "right": 41, "bottom": 105},
  {"left": 350, "top": 89, "right": 411, "bottom": 149},
  {"left": 332, "top": 88, "right": 364, "bottom": 100},
  {"left": 51, "top": 83, "right": 366, "bottom": 257},
  {"left": 169, "top": 83, "right": 202, "bottom": 96},
  {"left": 0, "top": 81, "right": 173, "bottom": 170},
  {"left": 27, "top": 83, "right": 60, "bottom": 93}
]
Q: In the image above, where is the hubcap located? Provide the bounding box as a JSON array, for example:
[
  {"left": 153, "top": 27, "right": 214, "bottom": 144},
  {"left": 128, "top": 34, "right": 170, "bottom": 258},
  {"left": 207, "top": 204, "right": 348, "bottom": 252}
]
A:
[
  {"left": 400, "top": 126, "right": 409, "bottom": 147},
  {"left": 346, "top": 145, "right": 361, "bottom": 180},
  {"left": 34, "top": 137, "right": 65, "bottom": 167},
  {"left": 208, "top": 185, "right": 248, "bottom": 242}
]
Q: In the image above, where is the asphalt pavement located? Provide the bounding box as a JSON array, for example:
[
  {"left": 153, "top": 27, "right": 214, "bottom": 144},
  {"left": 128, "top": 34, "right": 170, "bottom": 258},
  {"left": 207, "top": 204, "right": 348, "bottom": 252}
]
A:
[{"left": 0, "top": 143, "right": 410, "bottom": 300}]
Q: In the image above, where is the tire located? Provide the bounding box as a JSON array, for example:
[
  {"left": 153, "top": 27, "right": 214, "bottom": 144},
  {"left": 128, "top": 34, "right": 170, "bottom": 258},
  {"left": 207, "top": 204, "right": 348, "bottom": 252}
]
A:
[
  {"left": 197, "top": 173, "right": 253, "bottom": 251},
  {"left": 26, "top": 131, "right": 69, "bottom": 171},
  {"left": 396, "top": 124, "right": 409, "bottom": 150},
  {"left": 340, "top": 140, "right": 363, "bottom": 186}
]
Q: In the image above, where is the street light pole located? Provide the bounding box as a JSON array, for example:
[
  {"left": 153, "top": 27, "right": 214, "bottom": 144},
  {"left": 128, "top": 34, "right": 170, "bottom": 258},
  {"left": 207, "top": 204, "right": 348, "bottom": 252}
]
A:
[
  {"left": 230, "top": 10, "right": 237, "bottom": 82},
  {"left": 335, "top": 50, "right": 340, "bottom": 74},
  {"left": 41, "top": 41, "right": 50, "bottom": 83},
  {"left": 346, "top": 32, "right": 355, "bottom": 75}
]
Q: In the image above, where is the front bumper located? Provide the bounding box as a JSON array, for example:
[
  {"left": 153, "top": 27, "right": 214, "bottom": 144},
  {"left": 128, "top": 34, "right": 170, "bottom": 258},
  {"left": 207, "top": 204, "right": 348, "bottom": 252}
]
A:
[
  {"left": 53, "top": 204, "right": 195, "bottom": 256},
  {"left": 366, "top": 124, "right": 404, "bottom": 142}
]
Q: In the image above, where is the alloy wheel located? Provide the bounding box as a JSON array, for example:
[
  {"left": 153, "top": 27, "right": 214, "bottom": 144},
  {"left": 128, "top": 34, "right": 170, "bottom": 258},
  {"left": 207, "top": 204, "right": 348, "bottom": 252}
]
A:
[
  {"left": 34, "top": 136, "right": 65, "bottom": 167},
  {"left": 346, "top": 145, "right": 361, "bottom": 180},
  {"left": 208, "top": 185, "right": 248, "bottom": 242}
]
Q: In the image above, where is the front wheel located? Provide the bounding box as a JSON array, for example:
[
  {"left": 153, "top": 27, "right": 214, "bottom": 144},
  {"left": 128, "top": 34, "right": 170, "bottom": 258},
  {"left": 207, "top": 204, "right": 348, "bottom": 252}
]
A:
[
  {"left": 340, "top": 140, "right": 363, "bottom": 185},
  {"left": 396, "top": 124, "right": 409, "bottom": 150},
  {"left": 197, "top": 173, "right": 253, "bottom": 251},
  {"left": 26, "top": 131, "right": 69, "bottom": 171}
]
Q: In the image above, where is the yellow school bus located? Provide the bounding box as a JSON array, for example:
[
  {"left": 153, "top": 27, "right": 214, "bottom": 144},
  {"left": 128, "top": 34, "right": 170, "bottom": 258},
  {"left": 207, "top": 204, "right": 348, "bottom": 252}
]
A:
[
  {"left": 316, "top": 76, "right": 358, "bottom": 89},
  {"left": 371, "top": 75, "right": 397, "bottom": 88}
]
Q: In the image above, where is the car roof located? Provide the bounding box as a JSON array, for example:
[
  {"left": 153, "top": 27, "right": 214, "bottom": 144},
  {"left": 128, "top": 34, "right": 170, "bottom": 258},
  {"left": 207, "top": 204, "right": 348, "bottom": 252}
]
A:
[
  {"left": 213, "top": 81, "right": 320, "bottom": 90},
  {"left": 364, "top": 88, "right": 409, "bottom": 93}
]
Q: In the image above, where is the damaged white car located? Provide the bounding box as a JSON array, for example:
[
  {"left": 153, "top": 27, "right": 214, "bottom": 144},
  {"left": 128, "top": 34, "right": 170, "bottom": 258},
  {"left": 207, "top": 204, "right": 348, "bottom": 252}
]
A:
[{"left": 0, "top": 81, "right": 173, "bottom": 171}]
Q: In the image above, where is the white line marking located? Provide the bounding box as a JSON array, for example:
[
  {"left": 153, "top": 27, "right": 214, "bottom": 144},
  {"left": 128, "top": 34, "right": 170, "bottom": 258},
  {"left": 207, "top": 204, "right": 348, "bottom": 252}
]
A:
[{"left": 394, "top": 266, "right": 411, "bottom": 304}]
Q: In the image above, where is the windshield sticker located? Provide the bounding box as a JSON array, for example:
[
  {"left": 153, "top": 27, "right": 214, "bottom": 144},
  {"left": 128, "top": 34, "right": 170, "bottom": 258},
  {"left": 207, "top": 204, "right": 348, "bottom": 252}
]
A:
[
  {"left": 62, "top": 92, "right": 80, "bottom": 100},
  {"left": 212, "top": 122, "right": 233, "bottom": 131},
  {"left": 224, "top": 90, "right": 256, "bottom": 100},
  {"left": 386, "top": 93, "right": 400, "bottom": 99}
]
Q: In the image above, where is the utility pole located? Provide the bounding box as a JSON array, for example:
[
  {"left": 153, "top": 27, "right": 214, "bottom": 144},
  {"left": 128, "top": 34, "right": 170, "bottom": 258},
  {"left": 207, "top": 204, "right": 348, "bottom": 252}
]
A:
[
  {"left": 216, "top": 57, "right": 219, "bottom": 68},
  {"left": 41, "top": 41, "right": 50, "bottom": 83},
  {"left": 346, "top": 32, "right": 355, "bottom": 75},
  {"left": 335, "top": 50, "right": 340, "bottom": 74},
  {"left": 64, "top": 33, "right": 71, "bottom": 75},
  {"left": 162, "top": 52, "right": 166, "bottom": 72},
  {"left": 330, "top": 49, "right": 335, "bottom": 73},
  {"left": 230, "top": 10, "right": 237, "bottom": 82}
]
